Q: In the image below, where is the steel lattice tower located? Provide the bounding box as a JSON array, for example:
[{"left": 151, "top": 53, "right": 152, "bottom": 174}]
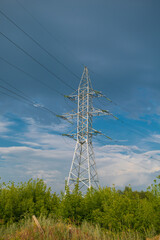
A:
[
  {"left": 68, "top": 67, "right": 99, "bottom": 193},
  {"left": 59, "top": 67, "right": 115, "bottom": 194}
]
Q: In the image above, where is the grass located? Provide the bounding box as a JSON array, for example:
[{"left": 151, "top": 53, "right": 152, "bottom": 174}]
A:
[{"left": 0, "top": 217, "right": 156, "bottom": 240}]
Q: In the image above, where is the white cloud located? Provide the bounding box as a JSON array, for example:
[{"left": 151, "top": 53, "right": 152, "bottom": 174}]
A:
[
  {"left": 94, "top": 144, "right": 160, "bottom": 189},
  {"left": 0, "top": 117, "right": 14, "bottom": 134},
  {"left": 1, "top": 116, "right": 160, "bottom": 192},
  {"left": 0, "top": 145, "right": 72, "bottom": 193},
  {"left": 23, "top": 117, "right": 70, "bottom": 133},
  {"left": 26, "top": 169, "right": 63, "bottom": 191},
  {"left": 16, "top": 117, "right": 74, "bottom": 150},
  {"left": 146, "top": 134, "right": 160, "bottom": 144}
]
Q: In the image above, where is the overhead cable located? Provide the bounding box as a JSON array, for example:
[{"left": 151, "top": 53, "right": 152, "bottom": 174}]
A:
[
  {"left": 0, "top": 31, "right": 75, "bottom": 91},
  {"left": 0, "top": 9, "right": 80, "bottom": 81}
]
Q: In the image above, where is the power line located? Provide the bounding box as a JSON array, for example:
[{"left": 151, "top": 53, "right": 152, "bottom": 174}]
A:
[
  {"left": 0, "top": 76, "right": 156, "bottom": 174},
  {"left": 0, "top": 83, "right": 58, "bottom": 118},
  {"left": 0, "top": 56, "right": 63, "bottom": 97},
  {"left": 0, "top": 89, "right": 28, "bottom": 104},
  {"left": 0, "top": 56, "right": 76, "bottom": 111},
  {"left": 15, "top": 0, "right": 84, "bottom": 69},
  {"left": 1, "top": 10, "right": 149, "bottom": 141},
  {"left": 0, "top": 95, "right": 153, "bottom": 174},
  {"left": 66, "top": 88, "right": 151, "bottom": 140},
  {"left": 0, "top": 1, "right": 156, "bottom": 181},
  {"left": 0, "top": 31, "right": 75, "bottom": 91},
  {"left": 0, "top": 20, "right": 154, "bottom": 146},
  {"left": 62, "top": 131, "right": 149, "bottom": 171},
  {"left": 2, "top": 75, "right": 158, "bottom": 173},
  {"left": 0, "top": 75, "right": 78, "bottom": 125},
  {"left": 14, "top": 0, "right": 154, "bottom": 136},
  {"left": 0, "top": 9, "right": 80, "bottom": 81},
  {"left": 92, "top": 91, "right": 152, "bottom": 139},
  {"left": 0, "top": 78, "right": 59, "bottom": 117},
  {"left": 0, "top": 84, "right": 33, "bottom": 104},
  {"left": 0, "top": 77, "right": 35, "bottom": 102},
  {"left": 1, "top": 92, "right": 153, "bottom": 174},
  {"left": 62, "top": 86, "right": 152, "bottom": 141}
]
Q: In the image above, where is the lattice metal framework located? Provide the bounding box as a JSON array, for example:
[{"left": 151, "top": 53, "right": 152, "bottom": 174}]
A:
[{"left": 60, "top": 67, "right": 115, "bottom": 194}]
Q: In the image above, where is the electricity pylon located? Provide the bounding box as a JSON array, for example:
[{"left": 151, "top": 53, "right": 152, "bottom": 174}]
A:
[{"left": 58, "top": 67, "right": 116, "bottom": 194}]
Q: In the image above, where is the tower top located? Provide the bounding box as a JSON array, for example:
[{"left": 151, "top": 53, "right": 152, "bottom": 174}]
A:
[{"left": 79, "top": 66, "right": 92, "bottom": 90}]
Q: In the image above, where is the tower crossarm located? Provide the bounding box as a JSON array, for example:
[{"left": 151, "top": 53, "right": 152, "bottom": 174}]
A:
[
  {"left": 62, "top": 133, "right": 76, "bottom": 140},
  {"left": 92, "top": 128, "right": 112, "bottom": 140},
  {"left": 91, "top": 108, "right": 110, "bottom": 116},
  {"left": 59, "top": 108, "right": 118, "bottom": 122},
  {"left": 64, "top": 89, "right": 112, "bottom": 102},
  {"left": 91, "top": 89, "right": 103, "bottom": 98},
  {"left": 62, "top": 112, "right": 77, "bottom": 119},
  {"left": 56, "top": 109, "right": 77, "bottom": 122},
  {"left": 64, "top": 94, "right": 78, "bottom": 102},
  {"left": 56, "top": 114, "right": 73, "bottom": 123},
  {"left": 91, "top": 89, "right": 112, "bottom": 103},
  {"left": 91, "top": 108, "right": 118, "bottom": 120}
]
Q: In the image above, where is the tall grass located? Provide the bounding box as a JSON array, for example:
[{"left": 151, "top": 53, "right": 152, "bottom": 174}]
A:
[{"left": 0, "top": 216, "right": 153, "bottom": 240}]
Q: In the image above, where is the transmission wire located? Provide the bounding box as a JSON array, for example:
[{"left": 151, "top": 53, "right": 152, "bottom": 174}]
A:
[
  {"left": 14, "top": 0, "right": 84, "bottom": 69},
  {"left": 0, "top": 83, "right": 58, "bottom": 118},
  {"left": 0, "top": 31, "right": 75, "bottom": 91},
  {"left": 0, "top": 9, "right": 80, "bottom": 81}
]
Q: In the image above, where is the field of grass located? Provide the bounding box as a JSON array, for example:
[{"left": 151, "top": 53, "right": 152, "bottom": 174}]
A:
[{"left": 0, "top": 217, "right": 155, "bottom": 240}]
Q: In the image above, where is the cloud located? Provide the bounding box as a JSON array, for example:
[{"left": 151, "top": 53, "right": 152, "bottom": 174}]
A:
[
  {"left": 23, "top": 117, "right": 70, "bottom": 133},
  {"left": 5, "top": 117, "right": 74, "bottom": 150},
  {"left": 0, "top": 115, "right": 160, "bottom": 192},
  {"left": 95, "top": 144, "right": 160, "bottom": 189},
  {"left": 0, "top": 117, "right": 14, "bottom": 134},
  {"left": 26, "top": 169, "right": 63, "bottom": 191},
  {"left": 1, "top": 126, "right": 160, "bottom": 193},
  {"left": 145, "top": 134, "right": 160, "bottom": 144},
  {"left": 0, "top": 118, "right": 75, "bottom": 192},
  {"left": 0, "top": 144, "right": 72, "bottom": 193}
]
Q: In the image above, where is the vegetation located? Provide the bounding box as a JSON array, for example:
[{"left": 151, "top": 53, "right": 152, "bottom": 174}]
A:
[
  {"left": 1, "top": 176, "right": 160, "bottom": 239},
  {"left": 0, "top": 217, "right": 147, "bottom": 240}
]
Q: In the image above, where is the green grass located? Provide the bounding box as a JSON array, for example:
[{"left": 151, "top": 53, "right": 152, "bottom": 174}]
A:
[{"left": 0, "top": 216, "right": 154, "bottom": 240}]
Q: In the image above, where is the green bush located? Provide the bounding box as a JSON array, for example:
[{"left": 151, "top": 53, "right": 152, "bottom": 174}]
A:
[
  {"left": 1, "top": 176, "right": 160, "bottom": 237},
  {"left": 0, "top": 178, "right": 59, "bottom": 224}
]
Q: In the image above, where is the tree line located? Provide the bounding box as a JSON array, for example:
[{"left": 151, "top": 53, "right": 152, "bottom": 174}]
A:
[{"left": 0, "top": 176, "right": 160, "bottom": 236}]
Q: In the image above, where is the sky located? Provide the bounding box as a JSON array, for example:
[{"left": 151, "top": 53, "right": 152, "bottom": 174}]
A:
[{"left": 0, "top": 0, "right": 160, "bottom": 193}]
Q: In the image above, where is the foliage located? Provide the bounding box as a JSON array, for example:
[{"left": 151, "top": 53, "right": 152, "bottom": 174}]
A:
[
  {"left": 0, "top": 178, "right": 59, "bottom": 224},
  {"left": 1, "top": 176, "right": 160, "bottom": 238}
]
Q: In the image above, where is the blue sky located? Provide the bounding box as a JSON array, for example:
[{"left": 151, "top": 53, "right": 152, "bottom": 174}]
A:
[{"left": 0, "top": 0, "right": 160, "bottom": 193}]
